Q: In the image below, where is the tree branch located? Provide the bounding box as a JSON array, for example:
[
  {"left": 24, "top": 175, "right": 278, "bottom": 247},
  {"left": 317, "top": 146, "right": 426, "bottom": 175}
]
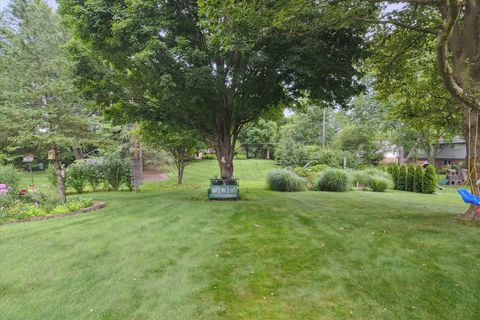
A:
[{"left": 436, "top": 0, "right": 480, "bottom": 112}]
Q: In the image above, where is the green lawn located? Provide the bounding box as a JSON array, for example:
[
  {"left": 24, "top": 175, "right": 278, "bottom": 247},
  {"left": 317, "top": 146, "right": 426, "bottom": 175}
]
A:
[{"left": 1, "top": 160, "right": 479, "bottom": 319}]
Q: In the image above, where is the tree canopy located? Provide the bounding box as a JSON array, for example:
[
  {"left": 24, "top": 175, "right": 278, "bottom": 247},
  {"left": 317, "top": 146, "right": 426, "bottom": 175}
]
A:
[{"left": 59, "top": 0, "right": 373, "bottom": 178}]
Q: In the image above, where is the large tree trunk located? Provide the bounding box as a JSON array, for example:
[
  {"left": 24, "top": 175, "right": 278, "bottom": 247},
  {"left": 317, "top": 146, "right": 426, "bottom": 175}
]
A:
[
  {"left": 52, "top": 145, "right": 66, "bottom": 203},
  {"left": 398, "top": 145, "right": 405, "bottom": 164},
  {"left": 177, "top": 165, "right": 184, "bottom": 184},
  {"left": 216, "top": 140, "right": 235, "bottom": 179},
  {"left": 460, "top": 106, "right": 480, "bottom": 219},
  {"left": 436, "top": 0, "right": 480, "bottom": 219}
]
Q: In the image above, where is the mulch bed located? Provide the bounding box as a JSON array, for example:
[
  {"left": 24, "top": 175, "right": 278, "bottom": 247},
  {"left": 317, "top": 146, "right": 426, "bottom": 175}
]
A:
[{"left": 1, "top": 201, "right": 106, "bottom": 226}]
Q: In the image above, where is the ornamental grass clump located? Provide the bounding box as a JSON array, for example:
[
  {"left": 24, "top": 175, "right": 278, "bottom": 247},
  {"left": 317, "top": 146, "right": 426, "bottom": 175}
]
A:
[
  {"left": 267, "top": 169, "right": 306, "bottom": 192},
  {"left": 316, "top": 169, "right": 350, "bottom": 192},
  {"left": 368, "top": 176, "right": 390, "bottom": 192}
]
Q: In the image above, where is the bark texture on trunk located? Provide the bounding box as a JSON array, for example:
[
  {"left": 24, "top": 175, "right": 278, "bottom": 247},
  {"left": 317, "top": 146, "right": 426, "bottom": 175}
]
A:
[
  {"left": 73, "top": 147, "right": 84, "bottom": 160},
  {"left": 216, "top": 140, "right": 235, "bottom": 178},
  {"left": 52, "top": 145, "right": 66, "bottom": 203},
  {"left": 460, "top": 106, "right": 480, "bottom": 219}
]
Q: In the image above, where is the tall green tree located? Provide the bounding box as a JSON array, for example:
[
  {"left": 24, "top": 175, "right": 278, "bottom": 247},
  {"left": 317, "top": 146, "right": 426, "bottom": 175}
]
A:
[
  {"left": 360, "top": 0, "right": 480, "bottom": 218},
  {"left": 239, "top": 119, "right": 278, "bottom": 159},
  {"left": 141, "top": 123, "right": 205, "bottom": 184},
  {"left": 59, "top": 0, "right": 372, "bottom": 178},
  {"left": 0, "top": 0, "right": 94, "bottom": 201}
]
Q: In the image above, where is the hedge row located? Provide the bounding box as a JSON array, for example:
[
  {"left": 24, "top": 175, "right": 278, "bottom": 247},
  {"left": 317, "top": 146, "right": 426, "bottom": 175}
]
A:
[{"left": 388, "top": 164, "right": 436, "bottom": 194}]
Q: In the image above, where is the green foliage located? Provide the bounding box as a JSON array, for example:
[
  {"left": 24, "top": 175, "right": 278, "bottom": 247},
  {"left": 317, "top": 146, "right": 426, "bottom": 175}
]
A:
[
  {"left": 276, "top": 144, "right": 356, "bottom": 169},
  {"left": 406, "top": 164, "right": 415, "bottom": 192},
  {"left": 368, "top": 177, "right": 390, "bottom": 192},
  {"left": 101, "top": 156, "right": 131, "bottom": 191},
  {"left": 316, "top": 169, "right": 350, "bottom": 192},
  {"left": 398, "top": 165, "right": 407, "bottom": 191},
  {"left": 66, "top": 162, "right": 87, "bottom": 193},
  {"left": 0, "top": 165, "right": 21, "bottom": 191},
  {"left": 61, "top": 0, "right": 370, "bottom": 178},
  {"left": 335, "top": 126, "right": 383, "bottom": 164},
  {"left": 389, "top": 164, "right": 400, "bottom": 190},
  {"left": 0, "top": 0, "right": 95, "bottom": 158},
  {"left": 46, "top": 165, "right": 58, "bottom": 188},
  {"left": 267, "top": 170, "right": 306, "bottom": 192},
  {"left": 422, "top": 165, "right": 437, "bottom": 194},
  {"left": 350, "top": 168, "right": 393, "bottom": 192},
  {"left": 83, "top": 159, "right": 104, "bottom": 191},
  {"left": 202, "top": 154, "right": 217, "bottom": 160},
  {"left": 414, "top": 166, "right": 424, "bottom": 193}
]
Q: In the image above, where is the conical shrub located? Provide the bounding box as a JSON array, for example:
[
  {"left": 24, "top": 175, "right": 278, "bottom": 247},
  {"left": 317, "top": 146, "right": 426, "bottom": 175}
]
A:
[
  {"left": 406, "top": 164, "right": 415, "bottom": 192},
  {"left": 414, "top": 166, "right": 424, "bottom": 193},
  {"left": 422, "top": 165, "right": 437, "bottom": 194},
  {"left": 398, "top": 164, "right": 407, "bottom": 191}
]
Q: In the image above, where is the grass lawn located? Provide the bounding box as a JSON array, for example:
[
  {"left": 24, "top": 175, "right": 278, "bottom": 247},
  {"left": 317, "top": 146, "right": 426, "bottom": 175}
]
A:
[{"left": 1, "top": 160, "right": 479, "bottom": 319}]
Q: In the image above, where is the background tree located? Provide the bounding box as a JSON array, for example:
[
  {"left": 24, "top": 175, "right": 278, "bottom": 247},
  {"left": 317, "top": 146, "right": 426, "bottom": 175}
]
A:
[
  {"left": 141, "top": 123, "right": 205, "bottom": 184},
  {"left": 0, "top": 0, "right": 95, "bottom": 201},
  {"left": 361, "top": 0, "right": 480, "bottom": 218},
  {"left": 59, "top": 0, "right": 372, "bottom": 178},
  {"left": 239, "top": 119, "right": 278, "bottom": 159}
]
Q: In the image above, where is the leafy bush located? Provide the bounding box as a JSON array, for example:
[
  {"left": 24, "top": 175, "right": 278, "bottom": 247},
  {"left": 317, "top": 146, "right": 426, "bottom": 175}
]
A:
[
  {"left": 202, "top": 153, "right": 217, "bottom": 160},
  {"left": 234, "top": 153, "right": 247, "bottom": 160},
  {"left": 294, "top": 164, "right": 330, "bottom": 184},
  {"left": 414, "top": 166, "right": 424, "bottom": 193},
  {"left": 423, "top": 165, "right": 437, "bottom": 194},
  {"left": 316, "top": 169, "right": 350, "bottom": 192},
  {"left": 350, "top": 168, "right": 393, "bottom": 192},
  {"left": 30, "top": 189, "right": 63, "bottom": 213},
  {"left": 267, "top": 169, "right": 306, "bottom": 192},
  {"left": 0, "top": 164, "right": 21, "bottom": 191},
  {"left": 46, "top": 165, "right": 58, "bottom": 188},
  {"left": 102, "top": 155, "right": 130, "bottom": 191},
  {"left": 350, "top": 170, "right": 371, "bottom": 186},
  {"left": 398, "top": 164, "right": 407, "bottom": 191},
  {"left": 406, "top": 164, "right": 415, "bottom": 192},
  {"left": 368, "top": 177, "right": 390, "bottom": 192},
  {"left": 388, "top": 164, "right": 400, "bottom": 189},
  {"left": 66, "top": 162, "right": 87, "bottom": 193},
  {"left": 83, "top": 158, "right": 104, "bottom": 191}
]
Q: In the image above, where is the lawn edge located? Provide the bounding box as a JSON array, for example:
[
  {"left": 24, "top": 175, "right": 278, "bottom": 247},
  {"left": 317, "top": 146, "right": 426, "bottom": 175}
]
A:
[{"left": 1, "top": 201, "right": 106, "bottom": 226}]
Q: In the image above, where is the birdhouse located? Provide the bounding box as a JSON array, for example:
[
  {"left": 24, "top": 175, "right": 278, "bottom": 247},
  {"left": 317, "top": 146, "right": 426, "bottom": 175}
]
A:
[{"left": 48, "top": 149, "right": 56, "bottom": 160}]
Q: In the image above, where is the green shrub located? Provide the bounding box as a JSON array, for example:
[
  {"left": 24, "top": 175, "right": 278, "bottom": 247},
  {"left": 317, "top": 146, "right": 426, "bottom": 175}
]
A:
[
  {"left": 83, "top": 159, "right": 104, "bottom": 191},
  {"left": 350, "top": 170, "right": 371, "bottom": 186},
  {"left": 368, "top": 177, "right": 390, "bottom": 192},
  {"left": 414, "top": 166, "right": 424, "bottom": 193},
  {"left": 102, "top": 155, "right": 131, "bottom": 191},
  {"left": 202, "top": 153, "right": 217, "bottom": 160},
  {"left": 316, "top": 169, "right": 350, "bottom": 192},
  {"left": 267, "top": 169, "right": 306, "bottom": 192},
  {"left": 46, "top": 165, "right": 58, "bottom": 188},
  {"left": 30, "top": 189, "right": 63, "bottom": 213},
  {"left": 234, "top": 153, "right": 247, "bottom": 160},
  {"left": 389, "top": 164, "right": 400, "bottom": 189},
  {"left": 66, "top": 162, "right": 87, "bottom": 193},
  {"left": 406, "top": 164, "right": 415, "bottom": 192},
  {"left": 423, "top": 165, "right": 437, "bottom": 194},
  {"left": 398, "top": 164, "right": 407, "bottom": 190},
  {"left": 0, "top": 164, "right": 21, "bottom": 190}
]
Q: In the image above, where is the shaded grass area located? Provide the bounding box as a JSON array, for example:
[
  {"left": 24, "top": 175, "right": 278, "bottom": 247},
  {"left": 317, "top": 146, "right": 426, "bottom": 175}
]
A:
[{"left": 1, "top": 160, "right": 480, "bottom": 319}]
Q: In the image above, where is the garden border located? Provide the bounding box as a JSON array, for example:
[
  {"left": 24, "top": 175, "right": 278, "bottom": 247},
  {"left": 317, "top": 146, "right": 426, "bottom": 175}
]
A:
[{"left": 1, "top": 201, "right": 106, "bottom": 226}]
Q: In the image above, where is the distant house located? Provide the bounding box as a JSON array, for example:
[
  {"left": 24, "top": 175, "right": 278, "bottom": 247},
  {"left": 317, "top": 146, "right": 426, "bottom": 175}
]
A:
[
  {"left": 380, "top": 137, "right": 466, "bottom": 168},
  {"left": 417, "top": 137, "right": 466, "bottom": 168}
]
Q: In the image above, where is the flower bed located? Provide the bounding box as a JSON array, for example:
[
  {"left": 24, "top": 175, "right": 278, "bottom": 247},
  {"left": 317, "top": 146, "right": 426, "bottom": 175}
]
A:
[{"left": 0, "top": 189, "right": 95, "bottom": 224}]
